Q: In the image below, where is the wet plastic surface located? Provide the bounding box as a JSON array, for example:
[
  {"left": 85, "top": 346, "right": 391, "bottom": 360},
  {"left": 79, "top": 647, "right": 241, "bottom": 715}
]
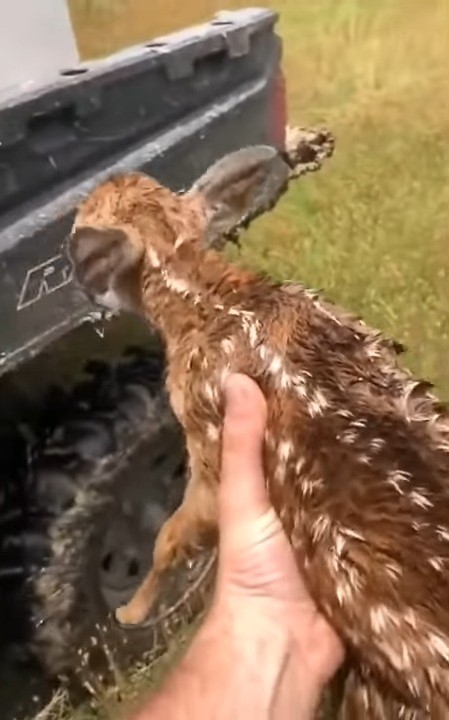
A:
[{"left": 0, "top": 8, "right": 282, "bottom": 376}]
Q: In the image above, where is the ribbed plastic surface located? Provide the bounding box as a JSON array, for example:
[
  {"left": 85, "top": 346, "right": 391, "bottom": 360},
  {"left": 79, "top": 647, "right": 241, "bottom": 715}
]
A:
[
  {"left": 0, "top": 8, "right": 282, "bottom": 375},
  {"left": 0, "top": 8, "right": 277, "bottom": 216}
]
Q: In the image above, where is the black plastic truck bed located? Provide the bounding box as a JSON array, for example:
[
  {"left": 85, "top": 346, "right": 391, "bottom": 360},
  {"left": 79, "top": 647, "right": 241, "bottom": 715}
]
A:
[{"left": 0, "top": 8, "right": 286, "bottom": 375}]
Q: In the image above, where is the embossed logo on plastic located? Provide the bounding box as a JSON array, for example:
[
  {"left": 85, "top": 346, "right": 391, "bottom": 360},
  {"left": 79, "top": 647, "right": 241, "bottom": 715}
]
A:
[{"left": 17, "top": 253, "right": 74, "bottom": 310}]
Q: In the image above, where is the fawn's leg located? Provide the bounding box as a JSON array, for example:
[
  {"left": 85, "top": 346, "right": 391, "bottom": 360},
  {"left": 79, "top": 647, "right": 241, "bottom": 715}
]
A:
[{"left": 115, "top": 439, "right": 218, "bottom": 625}]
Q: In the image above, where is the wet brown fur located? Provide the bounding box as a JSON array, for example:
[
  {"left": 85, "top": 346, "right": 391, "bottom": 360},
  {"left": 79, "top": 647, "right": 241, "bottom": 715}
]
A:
[{"left": 70, "top": 169, "right": 449, "bottom": 719}]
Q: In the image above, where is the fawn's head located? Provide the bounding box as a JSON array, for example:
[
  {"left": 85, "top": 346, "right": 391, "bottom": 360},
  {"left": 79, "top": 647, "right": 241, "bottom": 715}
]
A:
[{"left": 69, "top": 145, "right": 290, "bottom": 314}]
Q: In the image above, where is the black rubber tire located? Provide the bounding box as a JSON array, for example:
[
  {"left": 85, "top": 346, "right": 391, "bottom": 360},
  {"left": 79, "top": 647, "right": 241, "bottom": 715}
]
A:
[{"left": 21, "top": 348, "right": 215, "bottom": 687}]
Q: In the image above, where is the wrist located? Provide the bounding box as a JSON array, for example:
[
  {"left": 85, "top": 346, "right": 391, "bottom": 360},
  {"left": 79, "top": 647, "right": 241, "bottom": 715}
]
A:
[
  {"left": 208, "top": 597, "right": 327, "bottom": 705},
  {"left": 132, "top": 600, "right": 326, "bottom": 720},
  {"left": 172, "top": 600, "right": 323, "bottom": 719}
]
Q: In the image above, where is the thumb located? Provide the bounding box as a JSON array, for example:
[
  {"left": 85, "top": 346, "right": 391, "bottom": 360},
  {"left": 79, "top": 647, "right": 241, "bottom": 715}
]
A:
[{"left": 219, "top": 374, "right": 275, "bottom": 556}]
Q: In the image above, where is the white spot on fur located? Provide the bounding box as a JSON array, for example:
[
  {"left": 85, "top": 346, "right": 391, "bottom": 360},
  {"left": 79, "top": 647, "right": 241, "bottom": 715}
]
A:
[
  {"left": 347, "top": 565, "right": 362, "bottom": 593},
  {"left": 371, "top": 437, "right": 386, "bottom": 452},
  {"left": 335, "top": 582, "right": 347, "bottom": 606},
  {"left": 340, "top": 430, "right": 358, "bottom": 445},
  {"left": 403, "top": 607, "right": 418, "bottom": 629},
  {"left": 165, "top": 275, "right": 190, "bottom": 295},
  {"left": 252, "top": 339, "right": 319, "bottom": 401},
  {"left": 387, "top": 470, "right": 411, "bottom": 496},
  {"left": 203, "top": 383, "right": 216, "bottom": 403},
  {"left": 268, "top": 353, "right": 283, "bottom": 375},
  {"left": 278, "top": 439, "right": 293, "bottom": 463},
  {"left": 337, "top": 408, "right": 353, "bottom": 420},
  {"left": 398, "top": 643, "right": 413, "bottom": 672},
  {"left": 308, "top": 388, "right": 329, "bottom": 418},
  {"left": 410, "top": 489, "right": 432, "bottom": 509},
  {"left": 365, "top": 342, "right": 382, "bottom": 360},
  {"left": 241, "top": 315, "right": 261, "bottom": 347},
  {"left": 278, "top": 370, "right": 292, "bottom": 390},
  {"left": 384, "top": 561, "right": 402, "bottom": 581},
  {"left": 427, "top": 631, "right": 449, "bottom": 662},
  {"left": 428, "top": 556, "right": 444, "bottom": 572},
  {"left": 247, "top": 321, "right": 259, "bottom": 348},
  {"left": 369, "top": 605, "right": 387, "bottom": 634},
  {"left": 350, "top": 418, "right": 367, "bottom": 429},
  {"left": 340, "top": 526, "right": 366, "bottom": 542},
  {"left": 376, "top": 637, "right": 408, "bottom": 674},
  {"left": 228, "top": 307, "right": 256, "bottom": 322},
  {"left": 174, "top": 235, "right": 188, "bottom": 250},
  {"left": 274, "top": 462, "right": 287, "bottom": 484},
  {"left": 406, "top": 675, "right": 420, "bottom": 697},
  {"left": 335, "top": 576, "right": 355, "bottom": 605},
  {"left": 436, "top": 525, "right": 449, "bottom": 542},
  {"left": 311, "top": 296, "right": 342, "bottom": 326},
  {"left": 301, "top": 477, "right": 323, "bottom": 497},
  {"left": 295, "top": 458, "right": 305, "bottom": 475},
  {"left": 273, "top": 438, "right": 292, "bottom": 485},
  {"left": 333, "top": 532, "right": 346, "bottom": 557},
  {"left": 226, "top": 307, "right": 262, "bottom": 350},
  {"left": 388, "top": 476, "right": 405, "bottom": 495},
  {"left": 160, "top": 268, "right": 204, "bottom": 305},
  {"left": 148, "top": 247, "right": 161, "bottom": 267},
  {"left": 292, "top": 374, "right": 308, "bottom": 399},
  {"left": 370, "top": 604, "right": 400, "bottom": 634},
  {"left": 311, "top": 514, "right": 332, "bottom": 542},
  {"left": 206, "top": 424, "right": 220, "bottom": 442},
  {"left": 221, "top": 337, "right": 235, "bottom": 355}
]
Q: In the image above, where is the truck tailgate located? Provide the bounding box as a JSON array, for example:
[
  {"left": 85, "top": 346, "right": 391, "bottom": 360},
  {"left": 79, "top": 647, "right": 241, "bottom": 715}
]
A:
[{"left": 0, "top": 8, "right": 285, "bottom": 375}]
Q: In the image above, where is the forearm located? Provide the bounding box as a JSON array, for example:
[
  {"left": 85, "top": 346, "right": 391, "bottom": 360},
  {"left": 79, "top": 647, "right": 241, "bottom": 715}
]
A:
[{"left": 130, "top": 604, "right": 322, "bottom": 720}]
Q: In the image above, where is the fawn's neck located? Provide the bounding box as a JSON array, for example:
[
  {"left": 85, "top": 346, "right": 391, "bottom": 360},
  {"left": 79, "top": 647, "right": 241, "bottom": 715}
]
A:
[{"left": 141, "top": 244, "right": 260, "bottom": 349}]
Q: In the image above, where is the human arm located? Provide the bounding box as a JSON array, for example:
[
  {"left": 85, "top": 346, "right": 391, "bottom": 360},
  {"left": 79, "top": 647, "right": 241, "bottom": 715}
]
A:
[{"left": 130, "top": 374, "right": 344, "bottom": 720}]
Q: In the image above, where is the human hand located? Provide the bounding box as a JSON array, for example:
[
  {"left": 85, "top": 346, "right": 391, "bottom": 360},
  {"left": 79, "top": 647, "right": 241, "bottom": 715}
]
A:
[
  {"left": 131, "top": 373, "right": 344, "bottom": 720},
  {"left": 214, "top": 373, "right": 345, "bottom": 699}
]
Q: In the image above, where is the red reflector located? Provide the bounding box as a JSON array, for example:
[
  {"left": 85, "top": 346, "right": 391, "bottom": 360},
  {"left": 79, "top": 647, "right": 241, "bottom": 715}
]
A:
[{"left": 269, "top": 67, "right": 287, "bottom": 150}]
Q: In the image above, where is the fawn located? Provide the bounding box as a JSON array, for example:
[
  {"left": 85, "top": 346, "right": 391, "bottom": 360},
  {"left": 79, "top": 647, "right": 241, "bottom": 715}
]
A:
[{"left": 69, "top": 131, "right": 449, "bottom": 718}]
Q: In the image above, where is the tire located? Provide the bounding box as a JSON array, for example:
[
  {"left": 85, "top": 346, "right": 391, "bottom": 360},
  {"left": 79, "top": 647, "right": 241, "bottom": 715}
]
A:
[{"left": 19, "top": 348, "right": 215, "bottom": 686}]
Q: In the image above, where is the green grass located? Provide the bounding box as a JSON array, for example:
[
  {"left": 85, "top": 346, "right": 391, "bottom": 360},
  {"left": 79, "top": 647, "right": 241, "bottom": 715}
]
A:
[
  {"left": 38, "top": 0, "right": 449, "bottom": 717},
  {"left": 32, "top": 616, "right": 204, "bottom": 720},
  {"left": 232, "top": 0, "right": 449, "bottom": 393}
]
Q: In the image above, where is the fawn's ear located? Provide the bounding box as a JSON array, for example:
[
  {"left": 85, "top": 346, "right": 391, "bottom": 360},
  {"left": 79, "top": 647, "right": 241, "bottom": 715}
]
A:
[
  {"left": 187, "top": 146, "right": 290, "bottom": 249},
  {"left": 69, "top": 226, "right": 144, "bottom": 312}
]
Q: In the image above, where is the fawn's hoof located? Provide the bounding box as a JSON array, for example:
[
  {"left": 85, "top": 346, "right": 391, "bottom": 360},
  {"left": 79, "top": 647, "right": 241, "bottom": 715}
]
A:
[
  {"left": 115, "top": 600, "right": 149, "bottom": 626},
  {"left": 115, "top": 549, "right": 218, "bottom": 627}
]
